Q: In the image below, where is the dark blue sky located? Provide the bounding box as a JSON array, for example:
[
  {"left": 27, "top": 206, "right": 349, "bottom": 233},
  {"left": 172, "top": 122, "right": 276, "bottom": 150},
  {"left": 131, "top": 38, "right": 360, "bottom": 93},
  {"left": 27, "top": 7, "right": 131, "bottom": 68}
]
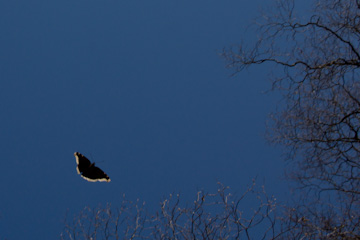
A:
[{"left": 0, "top": 0, "right": 291, "bottom": 238}]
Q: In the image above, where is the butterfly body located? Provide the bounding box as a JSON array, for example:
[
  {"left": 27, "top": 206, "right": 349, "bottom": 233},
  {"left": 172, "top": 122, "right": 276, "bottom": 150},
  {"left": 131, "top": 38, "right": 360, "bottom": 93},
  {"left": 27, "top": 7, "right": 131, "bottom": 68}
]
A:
[{"left": 74, "top": 152, "right": 111, "bottom": 182}]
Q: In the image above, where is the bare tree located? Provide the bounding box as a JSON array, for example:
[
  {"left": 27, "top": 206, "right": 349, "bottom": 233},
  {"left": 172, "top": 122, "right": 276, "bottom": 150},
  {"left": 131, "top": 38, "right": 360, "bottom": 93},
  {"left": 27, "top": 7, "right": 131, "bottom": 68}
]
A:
[
  {"left": 223, "top": 0, "right": 360, "bottom": 238},
  {"left": 61, "top": 182, "right": 281, "bottom": 240},
  {"left": 61, "top": 197, "right": 147, "bottom": 240}
]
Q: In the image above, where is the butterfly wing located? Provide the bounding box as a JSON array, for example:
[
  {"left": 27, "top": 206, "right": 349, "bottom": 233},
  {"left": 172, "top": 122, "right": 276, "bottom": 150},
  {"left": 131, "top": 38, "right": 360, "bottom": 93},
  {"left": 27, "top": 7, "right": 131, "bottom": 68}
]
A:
[
  {"left": 81, "top": 165, "right": 111, "bottom": 182},
  {"left": 74, "top": 152, "right": 91, "bottom": 174}
]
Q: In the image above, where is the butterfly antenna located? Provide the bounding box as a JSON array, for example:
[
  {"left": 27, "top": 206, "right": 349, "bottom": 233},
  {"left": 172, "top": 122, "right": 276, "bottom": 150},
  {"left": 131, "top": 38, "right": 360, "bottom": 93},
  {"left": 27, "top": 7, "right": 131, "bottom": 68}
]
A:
[
  {"left": 89, "top": 152, "right": 94, "bottom": 162},
  {"left": 89, "top": 152, "right": 105, "bottom": 164}
]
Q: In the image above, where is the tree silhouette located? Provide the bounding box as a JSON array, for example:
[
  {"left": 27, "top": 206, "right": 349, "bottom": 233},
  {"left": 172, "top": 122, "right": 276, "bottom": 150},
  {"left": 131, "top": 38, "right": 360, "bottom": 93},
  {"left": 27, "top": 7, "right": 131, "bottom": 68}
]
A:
[
  {"left": 61, "top": 183, "right": 281, "bottom": 240},
  {"left": 223, "top": 0, "right": 360, "bottom": 238}
]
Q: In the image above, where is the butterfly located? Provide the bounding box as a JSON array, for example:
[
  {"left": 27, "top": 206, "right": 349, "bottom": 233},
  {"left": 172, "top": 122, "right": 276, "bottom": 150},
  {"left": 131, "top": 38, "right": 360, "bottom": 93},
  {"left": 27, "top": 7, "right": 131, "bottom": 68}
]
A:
[{"left": 74, "top": 152, "right": 111, "bottom": 182}]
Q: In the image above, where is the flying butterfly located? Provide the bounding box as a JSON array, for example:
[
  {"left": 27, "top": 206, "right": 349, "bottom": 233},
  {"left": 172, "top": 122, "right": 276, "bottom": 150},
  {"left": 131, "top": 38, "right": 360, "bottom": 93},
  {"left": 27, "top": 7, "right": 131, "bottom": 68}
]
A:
[{"left": 74, "top": 152, "right": 111, "bottom": 182}]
